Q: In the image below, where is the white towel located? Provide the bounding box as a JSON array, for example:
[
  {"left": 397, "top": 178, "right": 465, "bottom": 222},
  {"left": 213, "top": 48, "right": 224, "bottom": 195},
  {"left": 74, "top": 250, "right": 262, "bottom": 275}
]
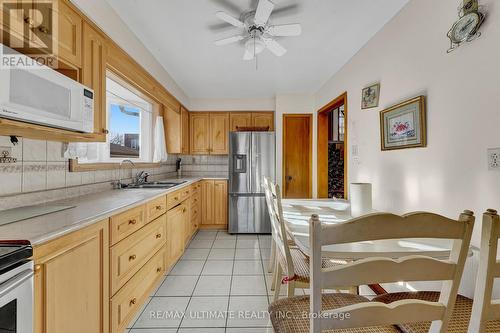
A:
[{"left": 153, "top": 116, "right": 168, "bottom": 163}]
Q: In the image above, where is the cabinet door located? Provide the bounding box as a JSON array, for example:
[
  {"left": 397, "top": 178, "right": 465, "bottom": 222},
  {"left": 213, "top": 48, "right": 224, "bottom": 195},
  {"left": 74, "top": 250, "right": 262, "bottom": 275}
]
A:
[
  {"left": 252, "top": 112, "right": 275, "bottom": 131},
  {"left": 230, "top": 113, "right": 251, "bottom": 131},
  {"left": 166, "top": 203, "right": 186, "bottom": 267},
  {"left": 190, "top": 112, "right": 210, "bottom": 154},
  {"left": 214, "top": 180, "right": 228, "bottom": 226},
  {"left": 34, "top": 220, "right": 109, "bottom": 333},
  {"left": 201, "top": 180, "right": 214, "bottom": 225},
  {"left": 181, "top": 106, "right": 190, "bottom": 154},
  {"left": 57, "top": 0, "right": 82, "bottom": 68},
  {"left": 164, "top": 104, "right": 182, "bottom": 153},
  {"left": 82, "top": 21, "right": 107, "bottom": 137},
  {"left": 210, "top": 113, "right": 229, "bottom": 155}
]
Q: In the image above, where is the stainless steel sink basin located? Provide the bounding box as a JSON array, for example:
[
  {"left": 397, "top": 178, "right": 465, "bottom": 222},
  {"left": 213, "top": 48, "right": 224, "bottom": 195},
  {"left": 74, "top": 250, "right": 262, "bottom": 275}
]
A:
[{"left": 122, "top": 180, "right": 187, "bottom": 189}]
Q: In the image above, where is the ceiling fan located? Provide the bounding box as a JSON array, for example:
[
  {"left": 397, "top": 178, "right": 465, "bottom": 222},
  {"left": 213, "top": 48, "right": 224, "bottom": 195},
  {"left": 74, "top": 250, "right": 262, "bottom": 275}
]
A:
[{"left": 213, "top": 0, "right": 302, "bottom": 61}]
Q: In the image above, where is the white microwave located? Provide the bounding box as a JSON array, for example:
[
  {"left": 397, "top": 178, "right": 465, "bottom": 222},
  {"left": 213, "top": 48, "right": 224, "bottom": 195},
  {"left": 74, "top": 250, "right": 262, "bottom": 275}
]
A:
[{"left": 0, "top": 45, "right": 94, "bottom": 133}]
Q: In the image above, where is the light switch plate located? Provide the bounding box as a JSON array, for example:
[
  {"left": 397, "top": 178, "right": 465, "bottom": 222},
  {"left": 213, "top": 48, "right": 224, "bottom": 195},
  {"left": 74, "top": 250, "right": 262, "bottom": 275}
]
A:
[{"left": 487, "top": 148, "right": 500, "bottom": 170}]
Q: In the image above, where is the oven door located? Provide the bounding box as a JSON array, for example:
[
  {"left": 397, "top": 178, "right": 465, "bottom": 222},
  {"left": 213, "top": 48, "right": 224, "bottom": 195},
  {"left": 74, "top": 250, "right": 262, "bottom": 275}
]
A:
[{"left": 0, "top": 263, "right": 33, "bottom": 333}]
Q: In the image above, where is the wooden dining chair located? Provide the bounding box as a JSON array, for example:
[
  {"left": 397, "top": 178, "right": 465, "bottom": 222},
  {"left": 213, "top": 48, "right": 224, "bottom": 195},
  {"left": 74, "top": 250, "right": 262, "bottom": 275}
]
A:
[
  {"left": 269, "top": 210, "right": 475, "bottom": 333},
  {"left": 263, "top": 177, "right": 347, "bottom": 300},
  {"left": 371, "top": 209, "right": 500, "bottom": 333}
]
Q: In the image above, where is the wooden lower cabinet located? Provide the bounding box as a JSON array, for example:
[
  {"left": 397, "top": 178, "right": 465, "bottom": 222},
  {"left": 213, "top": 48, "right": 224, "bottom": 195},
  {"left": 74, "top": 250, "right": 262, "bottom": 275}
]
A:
[
  {"left": 110, "top": 246, "right": 166, "bottom": 333},
  {"left": 33, "top": 219, "right": 109, "bottom": 333},
  {"left": 166, "top": 201, "right": 188, "bottom": 269},
  {"left": 201, "top": 179, "right": 228, "bottom": 229}
]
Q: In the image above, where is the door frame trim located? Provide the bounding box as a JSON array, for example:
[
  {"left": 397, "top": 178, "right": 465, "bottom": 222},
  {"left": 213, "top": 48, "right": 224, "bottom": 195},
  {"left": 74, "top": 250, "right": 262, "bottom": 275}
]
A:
[
  {"left": 282, "top": 113, "right": 313, "bottom": 198},
  {"left": 317, "top": 92, "right": 348, "bottom": 199}
]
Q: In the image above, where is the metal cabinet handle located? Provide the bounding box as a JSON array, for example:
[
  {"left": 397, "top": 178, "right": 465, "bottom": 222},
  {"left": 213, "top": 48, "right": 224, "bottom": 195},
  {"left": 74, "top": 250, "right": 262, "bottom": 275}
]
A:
[
  {"left": 128, "top": 219, "right": 137, "bottom": 225},
  {"left": 156, "top": 233, "right": 162, "bottom": 239},
  {"left": 156, "top": 267, "right": 162, "bottom": 273},
  {"left": 156, "top": 205, "right": 162, "bottom": 210},
  {"left": 182, "top": 208, "right": 187, "bottom": 213},
  {"left": 129, "top": 254, "right": 137, "bottom": 261},
  {"left": 129, "top": 298, "right": 137, "bottom": 306}
]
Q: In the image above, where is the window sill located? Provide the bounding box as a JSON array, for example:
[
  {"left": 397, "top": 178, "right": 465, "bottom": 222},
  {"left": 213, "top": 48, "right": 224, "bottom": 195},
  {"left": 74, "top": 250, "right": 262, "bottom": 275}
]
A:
[{"left": 69, "top": 159, "right": 160, "bottom": 172}]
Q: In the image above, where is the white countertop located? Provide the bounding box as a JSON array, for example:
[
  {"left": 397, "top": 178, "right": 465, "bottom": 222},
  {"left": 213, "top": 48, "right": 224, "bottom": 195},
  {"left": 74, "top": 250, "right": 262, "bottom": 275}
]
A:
[{"left": 0, "top": 177, "right": 226, "bottom": 245}]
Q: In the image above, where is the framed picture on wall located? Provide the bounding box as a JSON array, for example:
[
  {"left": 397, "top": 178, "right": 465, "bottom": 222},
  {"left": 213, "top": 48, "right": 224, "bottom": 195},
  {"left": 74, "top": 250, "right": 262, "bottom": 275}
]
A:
[
  {"left": 380, "top": 95, "right": 426, "bottom": 151},
  {"left": 361, "top": 83, "right": 380, "bottom": 109}
]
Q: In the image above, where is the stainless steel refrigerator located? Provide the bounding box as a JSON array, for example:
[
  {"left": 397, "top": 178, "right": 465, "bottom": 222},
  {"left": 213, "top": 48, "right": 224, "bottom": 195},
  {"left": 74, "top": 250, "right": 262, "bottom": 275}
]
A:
[{"left": 229, "top": 132, "right": 275, "bottom": 234}]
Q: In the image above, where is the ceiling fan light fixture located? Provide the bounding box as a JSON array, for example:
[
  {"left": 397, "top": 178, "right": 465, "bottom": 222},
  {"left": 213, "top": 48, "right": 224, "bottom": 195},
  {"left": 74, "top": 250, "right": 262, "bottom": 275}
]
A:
[{"left": 245, "top": 38, "right": 265, "bottom": 55}]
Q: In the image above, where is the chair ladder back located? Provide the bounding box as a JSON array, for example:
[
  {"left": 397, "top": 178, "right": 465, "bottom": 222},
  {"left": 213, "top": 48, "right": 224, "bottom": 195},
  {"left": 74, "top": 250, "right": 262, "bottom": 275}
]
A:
[
  {"left": 469, "top": 209, "right": 500, "bottom": 332},
  {"left": 263, "top": 177, "right": 295, "bottom": 277},
  {"left": 309, "top": 210, "right": 475, "bottom": 333}
]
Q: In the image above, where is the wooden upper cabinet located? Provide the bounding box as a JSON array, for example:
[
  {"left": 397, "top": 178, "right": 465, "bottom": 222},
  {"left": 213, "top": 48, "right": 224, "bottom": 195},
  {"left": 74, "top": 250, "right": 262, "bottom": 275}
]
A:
[
  {"left": 210, "top": 113, "right": 229, "bottom": 155},
  {"left": 82, "top": 21, "right": 107, "bottom": 138},
  {"left": 190, "top": 112, "right": 210, "bottom": 154},
  {"left": 230, "top": 112, "right": 252, "bottom": 131},
  {"left": 181, "top": 106, "right": 190, "bottom": 154},
  {"left": 57, "top": 0, "right": 82, "bottom": 68},
  {"left": 164, "top": 104, "right": 182, "bottom": 154},
  {"left": 252, "top": 112, "right": 275, "bottom": 130}
]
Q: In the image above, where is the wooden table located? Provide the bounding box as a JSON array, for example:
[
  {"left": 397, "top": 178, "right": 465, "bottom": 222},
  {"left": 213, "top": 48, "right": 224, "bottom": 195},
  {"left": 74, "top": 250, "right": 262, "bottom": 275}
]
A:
[{"left": 281, "top": 199, "right": 459, "bottom": 294}]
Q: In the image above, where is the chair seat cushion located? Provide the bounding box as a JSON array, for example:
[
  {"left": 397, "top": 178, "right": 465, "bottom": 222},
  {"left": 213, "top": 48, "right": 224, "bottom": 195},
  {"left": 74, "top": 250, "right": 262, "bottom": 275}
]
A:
[
  {"left": 269, "top": 293, "right": 401, "bottom": 333},
  {"left": 277, "top": 246, "right": 347, "bottom": 283},
  {"left": 372, "top": 291, "right": 500, "bottom": 333}
]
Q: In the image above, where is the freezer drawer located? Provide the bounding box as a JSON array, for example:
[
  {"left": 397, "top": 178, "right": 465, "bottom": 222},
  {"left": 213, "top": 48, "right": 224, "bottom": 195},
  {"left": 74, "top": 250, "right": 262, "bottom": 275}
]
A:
[{"left": 229, "top": 194, "right": 271, "bottom": 234}]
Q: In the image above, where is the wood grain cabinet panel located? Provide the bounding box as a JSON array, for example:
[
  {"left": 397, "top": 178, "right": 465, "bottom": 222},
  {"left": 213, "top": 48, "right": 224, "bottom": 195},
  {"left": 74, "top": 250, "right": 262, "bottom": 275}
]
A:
[
  {"left": 110, "top": 246, "right": 165, "bottom": 333},
  {"left": 33, "top": 219, "right": 109, "bottom": 333},
  {"left": 230, "top": 112, "right": 252, "bottom": 131},
  {"left": 82, "top": 21, "right": 107, "bottom": 138},
  {"left": 110, "top": 215, "right": 166, "bottom": 295},
  {"left": 214, "top": 180, "right": 228, "bottom": 225},
  {"left": 57, "top": 0, "right": 82, "bottom": 68},
  {"left": 146, "top": 196, "right": 167, "bottom": 222},
  {"left": 166, "top": 202, "right": 188, "bottom": 268},
  {"left": 201, "top": 180, "right": 214, "bottom": 226},
  {"left": 109, "top": 205, "right": 146, "bottom": 246},
  {"left": 181, "top": 106, "right": 190, "bottom": 154},
  {"left": 209, "top": 113, "right": 229, "bottom": 154},
  {"left": 252, "top": 112, "right": 275, "bottom": 130},
  {"left": 190, "top": 112, "right": 210, "bottom": 154}
]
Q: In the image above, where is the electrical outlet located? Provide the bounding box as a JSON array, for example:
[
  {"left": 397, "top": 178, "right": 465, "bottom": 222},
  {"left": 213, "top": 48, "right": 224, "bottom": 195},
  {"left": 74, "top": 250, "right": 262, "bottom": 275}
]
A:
[{"left": 488, "top": 148, "right": 500, "bottom": 170}]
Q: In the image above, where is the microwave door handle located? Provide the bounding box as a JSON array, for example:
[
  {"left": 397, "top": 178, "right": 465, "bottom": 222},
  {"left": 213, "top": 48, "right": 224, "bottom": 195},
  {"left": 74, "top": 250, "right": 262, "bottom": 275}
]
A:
[{"left": 0, "top": 270, "right": 33, "bottom": 299}]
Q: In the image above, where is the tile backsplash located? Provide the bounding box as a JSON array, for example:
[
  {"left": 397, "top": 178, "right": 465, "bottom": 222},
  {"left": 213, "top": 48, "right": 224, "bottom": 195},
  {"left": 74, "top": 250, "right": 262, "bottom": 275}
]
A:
[{"left": 0, "top": 136, "right": 229, "bottom": 210}]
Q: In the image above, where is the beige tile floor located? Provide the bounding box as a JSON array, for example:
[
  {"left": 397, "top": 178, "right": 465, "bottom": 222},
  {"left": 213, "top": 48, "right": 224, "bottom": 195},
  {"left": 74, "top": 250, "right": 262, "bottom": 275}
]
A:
[{"left": 126, "top": 230, "right": 278, "bottom": 333}]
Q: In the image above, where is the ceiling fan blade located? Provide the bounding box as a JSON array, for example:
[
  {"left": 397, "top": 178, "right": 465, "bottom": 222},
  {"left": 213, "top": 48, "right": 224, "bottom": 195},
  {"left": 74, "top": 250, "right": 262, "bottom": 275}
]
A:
[
  {"left": 254, "top": 0, "right": 274, "bottom": 26},
  {"left": 215, "top": 11, "right": 245, "bottom": 28},
  {"left": 214, "top": 35, "right": 245, "bottom": 46},
  {"left": 268, "top": 23, "right": 302, "bottom": 36},
  {"left": 243, "top": 49, "right": 254, "bottom": 61},
  {"left": 263, "top": 38, "right": 287, "bottom": 56}
]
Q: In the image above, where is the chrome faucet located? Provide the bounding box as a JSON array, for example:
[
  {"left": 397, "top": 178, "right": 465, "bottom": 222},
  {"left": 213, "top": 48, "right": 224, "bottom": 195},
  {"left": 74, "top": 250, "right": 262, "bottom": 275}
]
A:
[
  {"left": 113, "top": 159, "right": 135, "bottom": 189},
  {"left": 135, "top": 170, "right": 150, "bottom": 184}
]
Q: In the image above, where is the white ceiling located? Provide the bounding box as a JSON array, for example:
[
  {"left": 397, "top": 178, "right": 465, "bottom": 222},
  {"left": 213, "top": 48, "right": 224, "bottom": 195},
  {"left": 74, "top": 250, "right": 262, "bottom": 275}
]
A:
[{"left": 105, "top": 0, "right": 409, "bottom": 100}]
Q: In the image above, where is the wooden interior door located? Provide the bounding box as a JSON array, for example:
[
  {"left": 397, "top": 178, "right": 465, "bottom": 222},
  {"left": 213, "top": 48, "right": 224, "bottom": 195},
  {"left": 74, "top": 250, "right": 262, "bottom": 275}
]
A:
[{"left": 283, "top": 114, "right": 312, "bottom": 198}]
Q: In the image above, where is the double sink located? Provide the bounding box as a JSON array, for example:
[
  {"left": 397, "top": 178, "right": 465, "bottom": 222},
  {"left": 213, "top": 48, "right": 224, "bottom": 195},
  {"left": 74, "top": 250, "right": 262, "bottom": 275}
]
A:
[{"left": 122, "top": 180, "right": 187, "bottom": 190}]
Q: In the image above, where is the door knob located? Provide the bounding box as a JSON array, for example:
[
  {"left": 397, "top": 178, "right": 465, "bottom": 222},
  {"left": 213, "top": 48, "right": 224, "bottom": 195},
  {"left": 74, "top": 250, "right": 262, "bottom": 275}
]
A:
[{"left": 286, "top": 176, "right": 293, "bottom": 182}]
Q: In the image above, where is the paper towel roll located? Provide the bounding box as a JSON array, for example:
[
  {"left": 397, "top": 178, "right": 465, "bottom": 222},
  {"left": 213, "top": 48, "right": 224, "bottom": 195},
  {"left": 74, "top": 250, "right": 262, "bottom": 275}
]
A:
[{"left": 350, "top": 183, "right": 372, "bottom": 217}]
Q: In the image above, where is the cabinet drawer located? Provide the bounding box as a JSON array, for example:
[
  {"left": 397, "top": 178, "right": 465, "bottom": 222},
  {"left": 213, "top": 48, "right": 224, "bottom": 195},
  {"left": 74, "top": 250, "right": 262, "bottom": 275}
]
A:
[
  {"left": 110, "top": 205, "right": 146, "bottom": 245},
  {"left": 110, "top": 215, "right": 166, "bottom": 295},
  {"left": 146, "top": 196, "right": 167, "bottom": 222},
  {"left": 167, "top": 187, "right": 191, "bottom": 210},
  {"left": 111, "top": 246, "right": 166, "bottom": 333}
]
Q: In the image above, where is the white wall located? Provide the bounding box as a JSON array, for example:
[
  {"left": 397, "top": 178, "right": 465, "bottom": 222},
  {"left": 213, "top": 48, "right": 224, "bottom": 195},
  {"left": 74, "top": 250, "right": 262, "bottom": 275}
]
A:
[
  {"left": 190, "top": 98, "right": 276, "bottom": 111},
  {"left": 315, "top": 0, "right": 500, "bottom": 296},
  {"left": 71, "top": 0, "right": 190, "bottom": 107},
  {"left": 275, "top": 95, "right": 316, "bottom": 194}
]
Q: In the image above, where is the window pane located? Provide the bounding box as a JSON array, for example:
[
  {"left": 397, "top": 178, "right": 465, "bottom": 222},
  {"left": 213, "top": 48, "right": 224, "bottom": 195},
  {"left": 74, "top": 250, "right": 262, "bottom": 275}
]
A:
[{"left": 109, "top": 103, "right": 140, "bottom": 158}]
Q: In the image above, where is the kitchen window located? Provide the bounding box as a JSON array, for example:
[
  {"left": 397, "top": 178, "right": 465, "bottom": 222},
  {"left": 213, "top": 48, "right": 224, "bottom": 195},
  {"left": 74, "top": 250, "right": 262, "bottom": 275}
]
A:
[{"left": 79, "top": 74, "right": 155, "bottom": 164}]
